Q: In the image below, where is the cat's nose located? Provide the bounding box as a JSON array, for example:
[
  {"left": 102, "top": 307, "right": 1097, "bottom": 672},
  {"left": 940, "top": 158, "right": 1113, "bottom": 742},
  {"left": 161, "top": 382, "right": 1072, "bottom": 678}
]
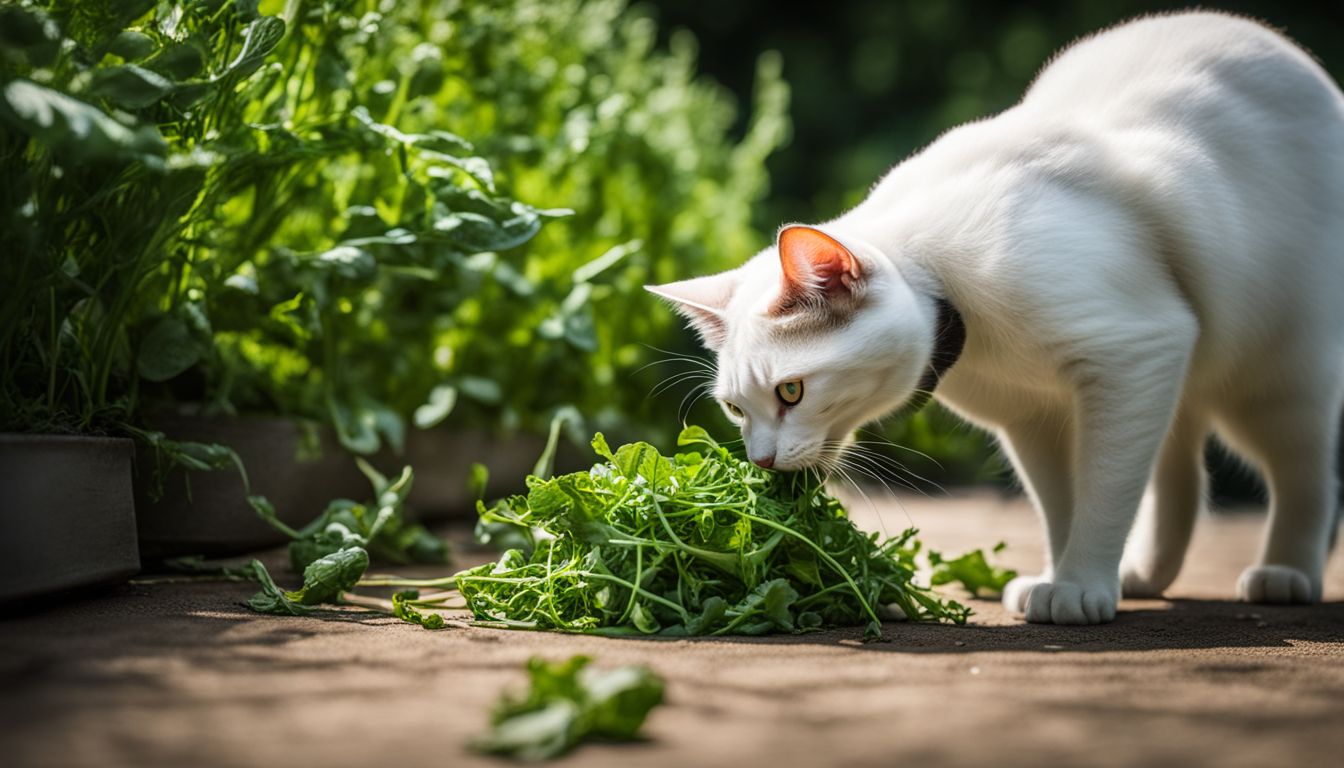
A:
[{"left": 752, "top": 454, "right": 775, "bottom": 469}]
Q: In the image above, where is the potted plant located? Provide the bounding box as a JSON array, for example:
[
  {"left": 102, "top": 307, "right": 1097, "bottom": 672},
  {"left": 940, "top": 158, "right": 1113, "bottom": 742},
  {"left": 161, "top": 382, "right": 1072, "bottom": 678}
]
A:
[{"left": 1, "top": 0, "right": 794, "bottom": 574}]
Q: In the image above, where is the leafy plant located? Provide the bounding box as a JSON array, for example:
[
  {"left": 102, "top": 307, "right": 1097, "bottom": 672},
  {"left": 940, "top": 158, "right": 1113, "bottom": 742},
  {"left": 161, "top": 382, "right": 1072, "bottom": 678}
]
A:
[
  {"left": 928, "top": 542, "right": 1017, "bottom": 598},
  {"left": 456, "top": 426, "right": 970, "bottom": 640},
  {"left": 474, "top": 655, "right": 665, "bottom": 761},
  {"left": 417, "top": 0, "right": 790, "bottom": 443},
  {"left": 1, "top": 0, "right": 789, "bottom": 497},
  {"left": 246, "top": 546, "right": 369, "bottom": 616},
  {"left": 251, "top": 458, "right": 449, "bottom": 570}
]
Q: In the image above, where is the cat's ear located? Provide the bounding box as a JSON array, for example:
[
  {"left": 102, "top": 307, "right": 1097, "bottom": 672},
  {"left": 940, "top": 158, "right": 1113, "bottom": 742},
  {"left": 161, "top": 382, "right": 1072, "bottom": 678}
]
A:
[
  {"left": 773, "top": 225, "right": 864, "bottom": 315},
  {"left": 645, "top": 270, "right": 739, "bottom": 350}
]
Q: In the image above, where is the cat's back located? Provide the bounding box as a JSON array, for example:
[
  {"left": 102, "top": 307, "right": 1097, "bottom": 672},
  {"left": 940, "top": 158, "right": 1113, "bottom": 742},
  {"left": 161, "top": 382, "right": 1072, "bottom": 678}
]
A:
[{"left": 1023, "top": 11, "right": 1341, "bottom": 121}]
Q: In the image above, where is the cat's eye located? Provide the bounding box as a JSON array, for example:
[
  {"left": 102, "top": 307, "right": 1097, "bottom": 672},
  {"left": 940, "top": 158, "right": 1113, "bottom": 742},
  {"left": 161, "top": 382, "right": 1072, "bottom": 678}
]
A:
[
  {"left": 722, "top": 401, "right": 744, "bottom": 420},
  {"left": 776, "top": 380, "right": 804, "bottom": 406}
]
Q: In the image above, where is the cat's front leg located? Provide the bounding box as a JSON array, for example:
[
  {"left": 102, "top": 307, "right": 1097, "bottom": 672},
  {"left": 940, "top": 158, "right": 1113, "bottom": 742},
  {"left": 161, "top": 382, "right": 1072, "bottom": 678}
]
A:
[
  {"left": 1024, "top": 318, "right": 1197, "bottom": 625},
  {"left": 997, "top": 408, "right": 1074, "bottom": 614}
]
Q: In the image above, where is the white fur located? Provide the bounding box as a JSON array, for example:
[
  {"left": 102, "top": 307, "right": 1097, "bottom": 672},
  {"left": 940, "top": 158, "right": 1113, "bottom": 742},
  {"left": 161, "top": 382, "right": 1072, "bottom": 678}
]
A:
[{"left": 650, "top": 12, "right": 1344, "bottom": 624}]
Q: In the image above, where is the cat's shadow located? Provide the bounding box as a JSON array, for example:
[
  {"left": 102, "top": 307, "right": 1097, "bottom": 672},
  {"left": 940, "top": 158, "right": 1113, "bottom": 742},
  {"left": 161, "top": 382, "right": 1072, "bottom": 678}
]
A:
[{"left": 641, "top": 598, "right": 1344, "bottom": 654}]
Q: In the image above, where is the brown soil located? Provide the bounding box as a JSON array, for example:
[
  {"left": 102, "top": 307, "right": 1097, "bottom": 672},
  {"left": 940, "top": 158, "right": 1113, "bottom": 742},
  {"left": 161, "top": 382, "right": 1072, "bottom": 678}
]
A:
[{"left": 2, "top": 492, "right": 1342, "bottom": 768}]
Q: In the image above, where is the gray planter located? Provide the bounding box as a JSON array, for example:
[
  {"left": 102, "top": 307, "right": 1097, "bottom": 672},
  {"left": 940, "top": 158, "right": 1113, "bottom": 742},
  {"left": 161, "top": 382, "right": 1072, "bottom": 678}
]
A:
[
  {"left": 0, "top": 434, "right": 140, "bottom": 603},
  {"left": 395, "top": 427, "right": 547, "bottom": 519},
  {"left": 134, "top": 415, "right": 367, "bottom": 560},
  {"left": 134, "top": 412, "right": 553, "bottom": 559}
]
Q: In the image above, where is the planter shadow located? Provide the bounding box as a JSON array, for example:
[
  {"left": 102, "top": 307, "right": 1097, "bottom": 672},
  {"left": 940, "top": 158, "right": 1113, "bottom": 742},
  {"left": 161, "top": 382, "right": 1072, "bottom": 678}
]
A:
[{"left": 0, "top": 435, "right": 139, "bottom": 603}]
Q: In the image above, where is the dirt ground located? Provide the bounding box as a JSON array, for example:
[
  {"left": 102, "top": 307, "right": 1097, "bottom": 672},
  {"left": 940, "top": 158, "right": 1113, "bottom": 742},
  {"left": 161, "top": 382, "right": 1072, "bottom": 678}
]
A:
[{"left": 2, "top": 491, "right": 1343, "bottom": 768}]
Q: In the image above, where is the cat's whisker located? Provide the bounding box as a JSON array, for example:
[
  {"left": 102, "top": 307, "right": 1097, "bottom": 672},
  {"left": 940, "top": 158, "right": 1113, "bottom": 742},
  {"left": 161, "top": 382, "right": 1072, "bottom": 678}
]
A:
[
  {"left": 677, "top": 381, "right": 715, "bottom": 424},
  {"left": 854, "top": 430, "right": 947, "bottom": 470},
  {"left": 826, "top": 439, "right": 947, "bottom": 498},
  {"left": 827, "top": 451, "right": 917, "bottom": 531},
  {"left": 649, "top": 370, "right": 714, "bottom": 399},
  {"left": 816, "top": 454, "right": 896, "bottom": 539}
]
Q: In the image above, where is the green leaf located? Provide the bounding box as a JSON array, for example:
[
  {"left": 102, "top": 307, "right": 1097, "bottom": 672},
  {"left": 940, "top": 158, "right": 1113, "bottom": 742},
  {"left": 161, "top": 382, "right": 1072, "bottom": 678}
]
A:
[
  {"left": 468, "top": 463, "right": 489, "bottom": 502},
  {"left": 147, "top": 42, "right": 205, "bottom": 80},
  {"left": 312, "top": 245, "right": 376, "bottom": 280},
  {"left": 573, "top": 240, "right": 640, "bottom": 284},
  {"left": 108, "top": 30, "right": 158, "bottom": 61},
  {"left": 583, "top": 664, "right": 666, "bottom": 739},
  {"left": 221, "top": 16, "right": 285, "bottom": 83},
  {"left": 928, "top": 545, "right": 1017, "bottom": 597},
  {"left": 136, "top": 317, "right": 200, "bottom": 381},
  {"left": 292, "top": 547, "right": 369, "bottom": 605},
  {"left": 0, "top": 80, "right": 167, "bottom": 163},
  {"left": 532, "top": 406, "right": 580, "bottom": 479},
  {"left": 245, "top": 559, "right": 312, "bottom": 616},
  {"left": 88, "top": 65, "right": 176, "bottom": 109},
  {"left": 413, "top": 384, "right": 456, "bottom": 429},
  {"left": 391, "top": 590, "right": 447, "bottom": 630},
  {"left": 474, "top": 656, "right": 663, "bottom": 760},
  {"left": 457, "top": 376, "right": 502, "bottom": 404}
]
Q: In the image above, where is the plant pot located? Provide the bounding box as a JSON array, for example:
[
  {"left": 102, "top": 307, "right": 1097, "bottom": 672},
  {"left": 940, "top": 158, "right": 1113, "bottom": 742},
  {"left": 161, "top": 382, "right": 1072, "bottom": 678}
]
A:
[
  {"left": 133, "top": 414, "right": 368, "bottom": 560},
  {"left": 393, "top": 427, "right": 548, "bottom": 519},
  {"left": 0, "top": 434, "right": 140, "bottom": 603}
]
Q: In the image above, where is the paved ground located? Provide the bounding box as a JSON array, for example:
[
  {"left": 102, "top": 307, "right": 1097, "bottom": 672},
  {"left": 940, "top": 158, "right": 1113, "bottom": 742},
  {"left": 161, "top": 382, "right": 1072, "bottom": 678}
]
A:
[{"left": 2, "top": 491, "right": 1343, "bottom": 768}]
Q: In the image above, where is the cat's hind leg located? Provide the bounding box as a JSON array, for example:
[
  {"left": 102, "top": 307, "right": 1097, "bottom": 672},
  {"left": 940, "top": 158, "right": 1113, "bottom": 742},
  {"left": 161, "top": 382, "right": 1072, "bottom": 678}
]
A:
[
  {"left": 1215, "top": 389, "right": 1340, "bottom": 604},
  {"left": 1119, "top": 409, "right": 1208, "bottom": 598}
]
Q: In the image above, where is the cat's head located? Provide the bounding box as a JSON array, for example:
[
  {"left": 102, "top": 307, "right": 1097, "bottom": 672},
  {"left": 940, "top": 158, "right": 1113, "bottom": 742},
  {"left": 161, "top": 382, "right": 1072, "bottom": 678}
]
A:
[{"left": 647, "top": 225, "right": 944, "bottom": 471}]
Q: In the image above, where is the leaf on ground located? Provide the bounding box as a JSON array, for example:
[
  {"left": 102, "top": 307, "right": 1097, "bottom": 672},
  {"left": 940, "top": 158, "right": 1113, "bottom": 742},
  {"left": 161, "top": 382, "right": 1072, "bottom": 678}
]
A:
[
  {"left": 244, "top": 547, "right": 368, "bottom": 615},
  {"left": 474, "top": 655, "right": 664, "bottom": 760},
  {"left": 928, "top": 543, "right": 1017, "bottom": 597},
  {"left": 391, "top": 590, "right": 447, "bottom": 630}
]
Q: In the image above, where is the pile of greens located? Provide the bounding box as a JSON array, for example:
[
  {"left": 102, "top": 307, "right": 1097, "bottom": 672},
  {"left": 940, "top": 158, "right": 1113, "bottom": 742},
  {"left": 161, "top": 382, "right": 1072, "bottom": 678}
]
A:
[
  {"left": 242, "top": 426, "right": 1014, "bottom": 643},
  {"left": 456, "top": 426, "right": 970, "bottom": 640},
  {"left": 474, "top": 655, "right": 664, "bottom": 761}
]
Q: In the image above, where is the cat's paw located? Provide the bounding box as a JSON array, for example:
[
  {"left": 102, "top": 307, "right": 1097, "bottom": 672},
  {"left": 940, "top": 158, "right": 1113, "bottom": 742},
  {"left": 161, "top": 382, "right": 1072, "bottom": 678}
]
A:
[
  {"left": 1002, "top": 574, "right": 1050, "bottom": 614},
  {"left": 1119, "top": 558, "right": 1172, "bottom": 598},
  {"left": 1237, "top": 565, "right": 1319, "bottom": 604},
  {"left": 1024, "top": 579, "right": 1118, "bottom": 625}
]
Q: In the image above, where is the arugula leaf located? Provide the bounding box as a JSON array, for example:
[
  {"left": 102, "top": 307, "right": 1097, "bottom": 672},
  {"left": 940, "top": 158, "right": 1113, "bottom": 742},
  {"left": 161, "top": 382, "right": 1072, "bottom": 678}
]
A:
[
  {"left": 391, "top": 590, "right": 447, "bottom": 630},
  {"left": 474, "top": 656, "right": 664, "bottom": 760},
  {"left": 457, "top": 426, "right": 970, "bottom": 639},
  {"left": 247, "top": 462, "right": 450, "bottom": 571},
  {"left": 928, "top": 542, "right": 1017, "bottom": 597},
  {"left": 245, "top": 547, "right": 369, "bottom": 615}
]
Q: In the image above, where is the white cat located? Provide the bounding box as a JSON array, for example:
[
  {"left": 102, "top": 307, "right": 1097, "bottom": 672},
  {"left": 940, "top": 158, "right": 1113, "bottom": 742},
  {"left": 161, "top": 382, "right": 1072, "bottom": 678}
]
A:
[{"left": 647, "top": 11, "right": 1344, "bottom": 625}]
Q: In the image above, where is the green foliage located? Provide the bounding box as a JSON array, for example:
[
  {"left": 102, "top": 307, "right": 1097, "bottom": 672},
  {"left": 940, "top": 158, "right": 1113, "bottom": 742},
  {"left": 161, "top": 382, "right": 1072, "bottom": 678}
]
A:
[
  {"left": 1, "top": 0, "right": 556, "bottom": 448},
  {"left": 474, "top": 655, "right": 665, "bottom": 761},
  {"left": 929, "top": 542, "right": 1017, "bottom": 598},
  {"left": 391, "top": 589, "right": 447, "bottom": 630},
  {"left": 252, "top": 458, "right": 450, "bottom": 570},
  {"left": 245, "top": 546, "right": 369, "bottom": 615},
  {"left": 456, "top": 426, "right": 970, "bottom": 640},
  {"left": 1, "top": 0, "right": 789, "bottom": 479}
]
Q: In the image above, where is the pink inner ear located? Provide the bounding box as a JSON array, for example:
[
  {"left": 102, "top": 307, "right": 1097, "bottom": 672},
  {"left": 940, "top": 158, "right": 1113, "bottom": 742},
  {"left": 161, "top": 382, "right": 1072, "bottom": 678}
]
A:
[{"left": 779, "top": 226, "right": 859, "bottom": 295}]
